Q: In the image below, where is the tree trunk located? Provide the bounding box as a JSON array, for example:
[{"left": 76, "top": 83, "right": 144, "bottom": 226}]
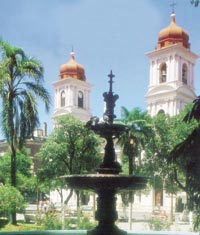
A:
[
  {"left": 93, "top": 193, "right": 96, "bottom": 220},
  {"left": 7, "top": 102, "right": 17, "bottom": 225},
  {"left": 10, "top": 136, "right": 17, "bottom": 225},
  {"left": 60, "top": 190, "right": 65, "bottom": 230},
  {"left": 128, "top": 191, "right": 134, "bottom": 231},
  {"left": 128, "top": 155, "right": 134, "bottom": 230},
  {"left": 129, "top": 155, "right": 133, "bottom": 176},
  {"left": 128, "top": 201, "right": 133, "bottom": 230},
  {"left": 170, "top": 193, "right": 174, "bottom": 223},
  {"left": 11, "top": 147, "right": 16, "bottom": 187}
]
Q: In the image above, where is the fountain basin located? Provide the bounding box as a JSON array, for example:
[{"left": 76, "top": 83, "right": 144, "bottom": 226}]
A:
[{"left": 62, "top": 174, "right": 148, "bottom": 192}]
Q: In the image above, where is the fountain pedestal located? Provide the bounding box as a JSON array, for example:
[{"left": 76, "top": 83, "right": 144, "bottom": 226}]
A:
[{"left": 88, "top": 189, "right": 126, "bottom": 235}]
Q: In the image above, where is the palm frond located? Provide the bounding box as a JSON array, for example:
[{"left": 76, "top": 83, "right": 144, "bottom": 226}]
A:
[
  {"left": 183, "top": 96, "right": 200, "bottom": 123},
  {"left": 22, "top": 82, "right": 51, "bottom": 112}
]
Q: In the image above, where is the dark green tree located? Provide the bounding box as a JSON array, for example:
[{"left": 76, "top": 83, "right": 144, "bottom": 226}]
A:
[
  {"left": 0, "top": 148, "right": 37, "bottom": 202},
  {"left": 0, "top": 39, "right": 51, "bottom": 224},
  {"left": 142, "top": 106, "right": 196, "bottom": 222},
  {"left": 170, "top": 97, "right": 200, "bottom": 230},
  {"left": 0, "top": 185, "right": 25, "bottom": 221},
  {"left": 144, "top": 106, "right": 196, "bottom": 192},
  {"left": 37, "top": 115, "right": 101, "bottom": 205}
]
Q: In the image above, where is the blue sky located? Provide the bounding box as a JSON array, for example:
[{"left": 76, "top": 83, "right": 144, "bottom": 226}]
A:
[{"left": 0, "top": 0, "right": 200, "bottom": 135}]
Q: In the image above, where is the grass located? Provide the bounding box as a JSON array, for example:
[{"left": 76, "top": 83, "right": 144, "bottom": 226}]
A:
[{"left": 0, "top": 219, "right": 43, "bottom": 232}]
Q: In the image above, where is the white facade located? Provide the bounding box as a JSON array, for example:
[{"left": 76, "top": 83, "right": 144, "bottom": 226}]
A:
[
  {"left": 53, "top": 77, "right": 92, "bottom": 123},
  {"left": 146, "top": 44, "right": 198, "bottom": 116}
]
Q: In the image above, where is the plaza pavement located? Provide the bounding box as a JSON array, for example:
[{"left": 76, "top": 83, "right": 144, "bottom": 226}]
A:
[{"left": 118, "top": 221, "right": 193, "bottom": 232}]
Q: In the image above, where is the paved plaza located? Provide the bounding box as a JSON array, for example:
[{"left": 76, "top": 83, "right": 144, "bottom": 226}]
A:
[{"left": 118, "top": 221, "right": 193, "bottom": 233}]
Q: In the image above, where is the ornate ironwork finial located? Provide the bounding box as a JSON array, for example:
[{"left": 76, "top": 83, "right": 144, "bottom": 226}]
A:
[
  {"left": 103, "top": 70, "right": 119, "bottom": 124},
  {"left": 108, "top": 70, "right": 115, "bottom": 93}
]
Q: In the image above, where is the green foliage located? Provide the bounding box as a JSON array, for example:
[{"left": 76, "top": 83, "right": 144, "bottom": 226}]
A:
[
  {"left": 37, "top": 115, "right": 101, "bottom": 194},
  {"left": 117, "top": 107, "right": 152, "bottom": 175},
  {"left": 37, "top": 212, "right": 62, "bottom": 230},
  {"left": 76, "top": 214, "right": 96, "bottom": 230},
  {"left": 148, "top": 217, "right": 171, "bottom": 231},
  {"left": 0, "top": 149, "right": 37, "bottom": 200},
  {"left": 170, "top": 99, "right": 200, "bottom": 212},
  {"left": 191, "top": 0, "right": 200, "bottom": 7},
  {"left": 0, "top": 220, "right": 43, "bottom": 231},
  {"left": 143, "top": 106, "right": 197, "bottom": 194},
  {"left": 0, "top": 39, "right": 50, "bottom": 148},
  {"left": 0, "top": 185, "right": 25, "bottom": 217},
  {"left": 0, "top": 39, "right": 51, "bottom": 223},
  {"left": 64, "top": 213, "right": 97, "bottom": 230},
  {"left": 193, "top": 209, "right": 200, "bottom": 231},
  {"left": 34, "top": 211, "right": 96, "bottom": 230}
]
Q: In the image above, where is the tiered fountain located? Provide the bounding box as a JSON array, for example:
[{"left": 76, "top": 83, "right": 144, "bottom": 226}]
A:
[{"left": 64, "top": 71, "right": 148, "bottom": 235}]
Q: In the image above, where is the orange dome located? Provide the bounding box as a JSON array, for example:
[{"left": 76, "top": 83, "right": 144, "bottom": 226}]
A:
[
  {"left": 59, "top": 52, "right": 86, "bottom": 81},
  {"left": 157, "top": 13, "right": 190, "bottom": 50}
]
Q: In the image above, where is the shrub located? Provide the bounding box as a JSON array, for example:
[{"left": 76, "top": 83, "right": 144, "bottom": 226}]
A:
[
  {"left": 65, "top": 213, "right": 97, "bottom": 230},
  {"left": 76, "top": 214, "right": 96, "bottom": 230},
  {"left": 0, "top": 185, "right": 25, "bottom": 219},
  {"left": 35, "top": 211, "right": 62, "bottom": 230},
  {"left": 148, "top": 217, "right": 171, "bottom": 231}
]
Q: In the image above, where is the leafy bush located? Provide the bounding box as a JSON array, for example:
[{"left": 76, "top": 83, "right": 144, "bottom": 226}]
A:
[
  {"left": 76, "top": 214, "right": 97, "bottom": 230},
  {"left": 148, "top": 217, "right": 171, "bottom": 231},
  {"left": 0, "top": 185, "right": 25, "bottom": 219},
  {"left": 65, "top": 213, "right": 97, "bottom": 230},
  {"left": 35, "top": 211, "right": 97, "bottom": 230},
  {"left": 35, "top": 211, "right": 62, "bottom": 230}
]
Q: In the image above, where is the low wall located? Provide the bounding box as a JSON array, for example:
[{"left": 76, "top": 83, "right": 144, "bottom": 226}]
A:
[{"left": 0, "top": 231, "right": 198, "bottom": 235}]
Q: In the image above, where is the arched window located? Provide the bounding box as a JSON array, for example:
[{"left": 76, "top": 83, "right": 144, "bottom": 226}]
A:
[
  {"left": 182, "top": 63, "right": 187, "bottom": 84},
  {"left": 157, "top": 109, "right": 165, "bottom": 115},
  {"left": 61, "top": 91, "right": 65, "bottom": 107},
  {"left": 78, "top": 91, "right": 84, "bottom": 108},
  {"left": 159, "top": 63, "right": 167, "bottom": 83}
]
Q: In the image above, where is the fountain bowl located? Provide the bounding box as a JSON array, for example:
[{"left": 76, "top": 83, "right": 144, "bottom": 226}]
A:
[{"left": 62, "top": 174, "right": 148, "bottom": 192}]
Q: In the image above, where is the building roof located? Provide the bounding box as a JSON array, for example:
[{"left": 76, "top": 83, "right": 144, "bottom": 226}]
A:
[
  {"left": 59, "top": 51, "right": 86, "bottom": 81},
  {"left": 157, "top": 13, "right": 190, "bottom": 50}
]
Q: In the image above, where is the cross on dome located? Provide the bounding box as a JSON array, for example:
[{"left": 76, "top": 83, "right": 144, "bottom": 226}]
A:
[{"left": 170, "top": 1, "right": 176, "bottom": 13}]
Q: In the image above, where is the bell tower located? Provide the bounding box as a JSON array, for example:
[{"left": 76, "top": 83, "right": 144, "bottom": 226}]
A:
[
  {"left": 145, "top": 12, "right": 198, "bottom": 116},
  {"left": 53, "top": 51, "right": 92, "bottom": 122}
]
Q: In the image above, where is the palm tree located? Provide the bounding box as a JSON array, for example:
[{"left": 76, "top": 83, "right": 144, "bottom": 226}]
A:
[
  {"left": 191, "top": 0, "right": 200, "bottom": 7},
  {"left": 0, "top": 39, "right": 51, "bottom": 224},
  {"left": 117, "top": 106, "right": 151, "bottom": 175},
  {"left": 116, "top": 106, "right": 151, "bottom": 229}
]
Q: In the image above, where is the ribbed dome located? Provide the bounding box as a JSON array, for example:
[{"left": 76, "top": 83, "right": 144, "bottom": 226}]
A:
[
  {"left": 59, "top": 52, "right": 86, "bottom": 81},
  {"left": 157, "top": 13, "right": 190, "bottom": 50}
]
